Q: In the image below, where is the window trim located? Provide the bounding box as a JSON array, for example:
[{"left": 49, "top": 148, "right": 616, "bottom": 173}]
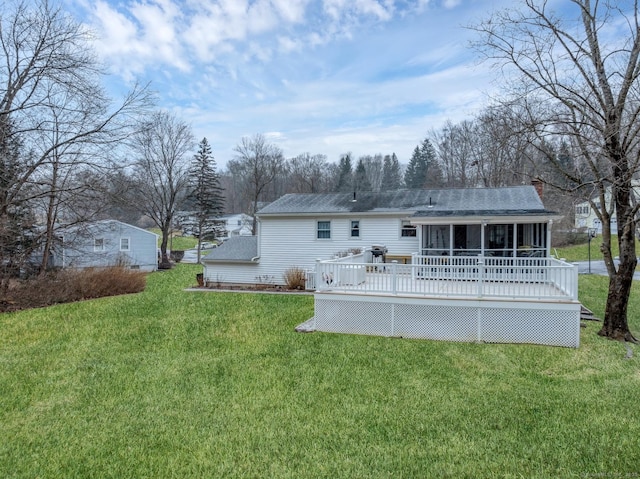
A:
[
  {"left": 120, "top": 237, "right": 130, "bottom": 251},
  {"left": 94, "top": 238, "right": 105, "bottom": 252},
  {"left": 350, "top": 220, "right": 360, "bottom": 238},
  {"left": 317, "top": 220, "right": 331, "bottom": 239},
  {"left": 400, "top": 220, "right": 417, "bottom": 238}
]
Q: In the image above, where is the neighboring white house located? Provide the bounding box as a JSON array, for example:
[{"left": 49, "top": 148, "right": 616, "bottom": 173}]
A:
[
  {"left": 52, "top": 220, "right": 158, "bottom": 272},
  {"left": 574, "top": 181, "right": 640, "bottom": 233},
  {"left": 219, "top": 213, "right": 253, "bottom": 239},
  {"left": 202, "top": 186, "right": 559, "bottom": 286},
  {"left": 176, "top": 211, "right": 253, "bottom": 239}
]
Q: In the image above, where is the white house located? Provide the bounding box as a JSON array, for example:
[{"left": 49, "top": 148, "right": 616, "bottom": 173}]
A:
[
  {"left": 203, "top": 186, "right": 558, "bottom": 285},
  {"left": 202, "top": 186, "right": 581, "bottom": 348},
  {"left": 53, "top": 220, "right": 158, "bottom": 272},
  {"left": 574, "top": 181, "right": 640, "bottom": 233},
  {"left": 219, "top": 213, "right": 253, "bottom": 239}
]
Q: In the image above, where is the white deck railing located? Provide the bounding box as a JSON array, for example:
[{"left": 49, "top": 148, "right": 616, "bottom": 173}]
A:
[{"left": 315, "top": 254, "right": 578, "bottom": 301}]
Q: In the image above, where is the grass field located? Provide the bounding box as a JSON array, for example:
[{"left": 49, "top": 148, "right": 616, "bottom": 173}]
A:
[
  {"left": 554, "top": 235, "right": 619, "bottom": 262},
  {"left": 1, "top": 264, "right": 639, "bottom": 478}
]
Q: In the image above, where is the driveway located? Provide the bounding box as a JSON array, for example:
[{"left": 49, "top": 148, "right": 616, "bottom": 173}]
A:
[{"left": 573, "top": 260, "right": 640, "bottom": 280}]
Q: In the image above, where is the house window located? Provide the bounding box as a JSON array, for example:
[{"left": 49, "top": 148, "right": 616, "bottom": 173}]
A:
[
  {"left": 120, "top": 237, "right": 130, "bottom": 251},
  {"left": 350, "top": 220, "right": 360, "bottom": 238},
  {"left": 317, "top": 221, "right": 331, "bottom": 239},
  {"left": 576, "top": 205, "right": 589, "bottom": 215},
  {"left": 94, "top": 238, "right": 105, "bottom": 252},
  {"left": 401, "top": 221, "right": 417, "bottom": 237}
]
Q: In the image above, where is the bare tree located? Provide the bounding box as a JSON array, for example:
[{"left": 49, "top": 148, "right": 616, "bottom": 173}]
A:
[
  {"left": 473, "top": 0, "right": 640, "bottom": 341},
  {"left": 0, "top": 0, "right": 152, "bottom": 279},
  {"left": 287, "top": 153, "right": 329, "bottom": 193},
  {"left": 128, "top": 111, "right": 194, "bottom": 265},
  {"left": 229, "top": 134, "right": 284, "bottom": 234}
]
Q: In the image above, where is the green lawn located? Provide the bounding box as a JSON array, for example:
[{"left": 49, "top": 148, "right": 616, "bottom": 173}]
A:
[
  {"left": 554, "top": 235, "right": 619, "bottom": 262},
  {"left": 1, "top": 265, "right": 639, "bottom": 478}
]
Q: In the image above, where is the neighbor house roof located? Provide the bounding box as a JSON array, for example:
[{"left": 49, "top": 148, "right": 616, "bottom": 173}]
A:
[
  {"left": 201, "top": 236, "right": 258, "bottom": 263},
  {"left": 257, "top": 186, "right": 555, "bottom": 218}
]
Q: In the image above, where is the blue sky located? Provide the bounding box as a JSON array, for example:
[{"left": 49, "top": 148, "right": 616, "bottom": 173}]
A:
[{"left": 66, "top": 0, "right": 515, "bottom": 167}]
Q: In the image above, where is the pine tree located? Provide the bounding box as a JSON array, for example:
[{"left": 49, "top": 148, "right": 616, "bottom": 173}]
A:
[
  {"left": 354, "top": 158, "right": 372, "bottom": 192},
  {"left": 383, "top": 153, "right": 403, "bottom": 190},
  {"left": 336, "top": 153, "right": 353, "bottom": 192},
  {"left": 405, "top": 139, "right": 443, "bottom": 189},
  {"left": 421, "top": 138, "right": 444, "bottom": 187},
  {"left": 186, "top": 138, "right": 225, "bottom": 261},
  {"left": 404, "top": 145, "right": 426, "bottom": 188}
]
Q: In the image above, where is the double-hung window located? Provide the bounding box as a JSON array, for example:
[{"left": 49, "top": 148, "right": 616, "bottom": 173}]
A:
[
  {"left": 350, "top": 220, "right": 360, "bottom": 238},
  {"left": 317, "top": 221, "right": 331, "bottom": 239},
  {"left": 94, "top": 238, "right": 105, "bottom": 252},
  {"left": 120, "top": 238, "right": 130, "bottom": 251}
]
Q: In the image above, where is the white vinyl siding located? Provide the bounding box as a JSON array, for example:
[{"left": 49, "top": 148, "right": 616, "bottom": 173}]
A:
[{"left": 204, "top": 215, "right": 420, "bottom": 286}]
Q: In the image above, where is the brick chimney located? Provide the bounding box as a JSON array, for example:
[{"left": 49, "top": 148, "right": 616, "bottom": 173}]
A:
[{"left": 531, "top": 178, "right": 544, "bottom": 200}]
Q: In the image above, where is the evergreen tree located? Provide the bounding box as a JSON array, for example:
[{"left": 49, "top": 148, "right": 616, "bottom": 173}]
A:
[
  {"left": 383, "top": 153, "right": 403, "bottom": 190},
  {"left": 354, "top": 158, "right": 372, "bottom": 192},
  {"left": 0, "top": 121, "right": 38, "bottom": 285},
  {"left": 336, "top": 153, "right": 353, "bottom": 192},
  {"left": 405, "top": 139, "right": 443, "bottom": 188},
  {"left": 404, "top": 145, "right": 426, "bottom": 188},
  {"left": 421, "top": 138, "right": 444, "bottom": 187},
  {"left": 186, "top": 138, "right": 225, "bottom": 261}
]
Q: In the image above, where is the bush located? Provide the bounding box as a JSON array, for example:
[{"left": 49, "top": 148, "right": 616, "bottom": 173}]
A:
[
  {"left": 0, "top": 266, "right": 147, "bottom": 312},
  {"left": 283, "top": 267, "right": 306, "bottom": 290}
]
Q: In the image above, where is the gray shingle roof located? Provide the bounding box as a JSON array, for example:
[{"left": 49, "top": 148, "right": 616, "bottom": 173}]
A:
[
  {"left": 201, "top": 236, "right": 258, "bottom": 263},
  {"left": 257, "top": 186, "right": 553, "bottom": 217}
]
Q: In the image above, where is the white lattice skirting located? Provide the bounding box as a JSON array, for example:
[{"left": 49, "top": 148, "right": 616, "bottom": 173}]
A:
[{"left": 313, "top": 293, "right": 581, "bottom": 348}]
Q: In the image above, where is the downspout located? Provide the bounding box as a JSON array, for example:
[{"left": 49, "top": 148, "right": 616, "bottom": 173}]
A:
[{"left": 251, "top": 216, "right": 261, "bottom": 262}]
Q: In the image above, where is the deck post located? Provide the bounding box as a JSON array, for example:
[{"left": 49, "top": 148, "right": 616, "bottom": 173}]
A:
[
  {"left": 315, "top": 259, "right": 322, "bottom": 291},
  {"left": 411, "top": 253, "right": 417, "bottom": 280},
  {"left": 391, "top": 260, "right": 398, "bottom": 295},
  {"left": 477, "top": 257, "right": 484, "bottom": 297}
]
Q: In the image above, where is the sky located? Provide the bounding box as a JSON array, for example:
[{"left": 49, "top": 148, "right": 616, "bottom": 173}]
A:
[{"left": 65, "top": 0, "right": 516, "bottom": 168}]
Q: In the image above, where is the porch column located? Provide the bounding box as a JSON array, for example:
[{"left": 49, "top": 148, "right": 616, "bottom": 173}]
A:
[
  {"left": 513, "top": 222, "right": 518, "bottom": 258},
  {"left": 547, "top": 220, "right": 553, "bottom": 257},
  {"left": 481, "top": 221, "right": 486, "bottom": 257}
]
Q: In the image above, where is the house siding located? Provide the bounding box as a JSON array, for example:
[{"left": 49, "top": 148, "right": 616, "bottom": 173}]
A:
[
  {"left": 204, "top": 214, "right": 418, "bottom": 286},
  {"left": 61, "top": 221, "right": 157, "bottom": 272}
]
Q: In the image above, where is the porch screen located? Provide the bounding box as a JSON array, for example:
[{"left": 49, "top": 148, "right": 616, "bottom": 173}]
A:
[
  {"left": 453, "top": 225, "right": 481, "bottom": 256},
  {"left": 423, "top": 225, "right": 449, "bottom": 255},
  {"left": 485, "top": 224, "right": 513, "bottom": 257}
]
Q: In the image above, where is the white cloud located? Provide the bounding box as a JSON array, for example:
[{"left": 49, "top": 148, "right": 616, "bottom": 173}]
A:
[{"left": 73, "top": 0, "right": 515, "bottom": 168}]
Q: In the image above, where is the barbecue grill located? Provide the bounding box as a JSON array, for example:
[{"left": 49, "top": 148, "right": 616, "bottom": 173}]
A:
[{"left": 370, "top": 244, "right": 387, "bottom": 263}]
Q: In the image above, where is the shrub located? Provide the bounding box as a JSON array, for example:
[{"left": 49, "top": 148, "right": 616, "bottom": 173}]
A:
[
  {"left": 283, "top": 267, "right": 306, "bottom": 290},
  {"left": 0, "top": 266, "right": 147, "bottom": 312}
]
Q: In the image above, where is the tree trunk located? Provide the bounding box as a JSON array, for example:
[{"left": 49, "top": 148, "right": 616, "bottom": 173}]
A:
[
  {"left": 600, "top": 270, "right": 637, "bottom": 341},
  {"left": 599, "top": 200, "right": 638, "bottom": 342},
  {"left": 160, "top": 224, "right": 171, "bottom": 264}
]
